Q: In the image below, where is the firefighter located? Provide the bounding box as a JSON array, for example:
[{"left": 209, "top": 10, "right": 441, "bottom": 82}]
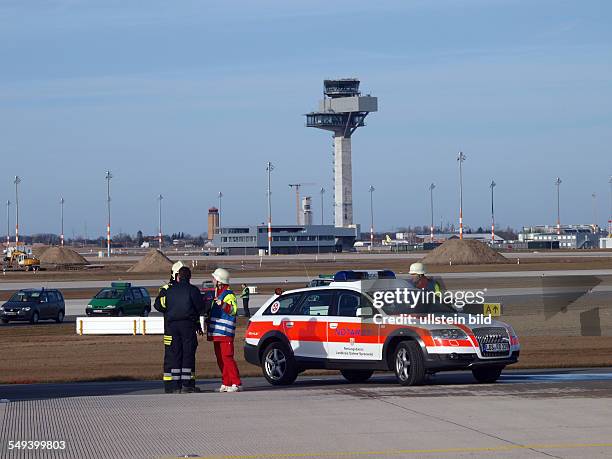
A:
[
  {"left": 208, "top": 268, "right": 242, "bottom": 392},
  {"left": 409, "top": 262, "right": 443, "bottom": 297},
  {"left": 154, "top": 261, "right": 185, "bottom": 392},
  {"left": 239, "top": 283, "right": 251, "bottom": 318},
  {"left": 154, "top": 266, "right": 208, "bottom": 393}
]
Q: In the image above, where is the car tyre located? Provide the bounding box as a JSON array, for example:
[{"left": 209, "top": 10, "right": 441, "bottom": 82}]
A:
[
  {"left": 55, "top": 310, "right": 65, "bottom": 323},
  {"left": 340, "top": 369, "right": 374, "bottom": 383},
  {"left": 116, "top": 309, "right": 124, "bottom": 317},
  {"left": 393, "top": 341, "right": 425, "bottom": 386},
  {"left": 472, "top": 366, "right": 503, "bottom": 384},
  {"left": 141, "top": 307, "right": 150, "bottom": 317},
  {"left": 30, "top": 311, "right": 39, "bottom": 325},
  {"left": 261, "top": 341, "right": 298, "bottom": 386}
]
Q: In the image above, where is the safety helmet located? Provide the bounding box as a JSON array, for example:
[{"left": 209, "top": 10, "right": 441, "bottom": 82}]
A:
[
  {"left": 409, "top": 262, "right": 426, "bottom": 275},
  {"left": 212, "top": 267, "right": 231, "bottom": 285},
  {"left": 171, "top": 261, "right": 186, "bottom": 277}
]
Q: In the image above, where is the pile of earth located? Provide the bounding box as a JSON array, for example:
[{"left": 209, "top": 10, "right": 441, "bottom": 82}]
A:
[
  {"left": 39, "top": 247, "right": 89, "bottom": 265},
  {"left": 31, "top": 244, "right": 50, "bottom": 259},
  {"left": 128, "top": 249, "right": 173, "bottom": 273},
  {"left": 422, "top": 239, "right": 508, "bottom": 265}
]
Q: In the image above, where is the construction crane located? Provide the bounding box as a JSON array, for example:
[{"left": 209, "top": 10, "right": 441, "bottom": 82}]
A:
[{"left": 288, "top": 183, "right": 315, "bottom": 225}]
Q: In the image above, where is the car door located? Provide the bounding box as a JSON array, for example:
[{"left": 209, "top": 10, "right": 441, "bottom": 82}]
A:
[
  {"left": 47, "top": 292, "right": 59, "bottom": 318},
  {"left": 284, "top": 290, "right": 336, "bottom": 360},
  {"left": 122, "top": 289, "right": 135, "bottom": 314},
  {"left": 327, "top": 290, "right": 381, "bottom": 361},
  {"left": 131, "top": 288, "right": 143, "bottom": 314},
  {"left": 256, "top": 292, "right": 304, "bottom": 347}
]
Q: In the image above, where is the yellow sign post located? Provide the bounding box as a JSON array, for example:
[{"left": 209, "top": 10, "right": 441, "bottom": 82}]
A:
[{"left": 483, "top": 303, "right": 502, "bottom": 317}]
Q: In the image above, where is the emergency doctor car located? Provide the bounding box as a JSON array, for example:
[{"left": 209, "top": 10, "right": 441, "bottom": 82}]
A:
[{"left": 244, "top": 270, "right": 520, "bottom": 386}]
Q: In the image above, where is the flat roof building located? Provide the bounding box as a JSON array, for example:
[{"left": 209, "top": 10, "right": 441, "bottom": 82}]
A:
[
  {"left": 519, "top": 224, "right": 601, "bottom": 249},
  {"left": 212, "top": 225, "right": 359, "bottom": 255}
]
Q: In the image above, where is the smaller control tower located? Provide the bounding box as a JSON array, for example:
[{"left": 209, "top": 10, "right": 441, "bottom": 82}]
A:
[{"left": 306, "top": 79, "right": 377, "bottom": 228}]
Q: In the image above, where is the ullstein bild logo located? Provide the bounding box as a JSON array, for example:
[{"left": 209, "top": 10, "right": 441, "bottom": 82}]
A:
[{"left": 371, "top": 288, "right": 486, "bottom": 309}]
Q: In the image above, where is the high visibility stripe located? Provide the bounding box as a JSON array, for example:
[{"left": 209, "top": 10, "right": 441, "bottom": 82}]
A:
[
  {"left": 163, "top": 376, "right": 173, "bottom": 381},
  {"left": 180, "top": 375, "right": 192, "bottom": 380},
  {"left": 209, "top": 317, "right": 236, "bottom": 327},
  {"left": 181, "top": 368, "right": 192, "bottom": 373},
  {"left": 171, "top": 369, "right": 181, "bottom": 374}
]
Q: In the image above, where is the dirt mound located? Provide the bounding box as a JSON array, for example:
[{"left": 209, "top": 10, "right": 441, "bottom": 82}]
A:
[
  {"left": 422, "top": 239, "right": 508, "bottom": 265},
  {"left": 31, "top": 244, "right": 49, "bottom": 258},
  {"left": 39, "top": 247, "right": 88, "bottom": 265},
  {"left": 128, "top": 249, "right": 173, "bottom": 273}
]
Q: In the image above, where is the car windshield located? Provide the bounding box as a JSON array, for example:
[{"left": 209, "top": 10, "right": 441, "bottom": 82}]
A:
[
  {"left": 9, "top": 291, "right": 41, "bottom": 302},
  {"left": 94, "top": 288, "right": 123, "bottom": 299},
  {"left": 377, "top": 292, "right": 457, "bottom": 315},
  {"left": 362, "top": 279, "right": 457, "bottom": 315}
]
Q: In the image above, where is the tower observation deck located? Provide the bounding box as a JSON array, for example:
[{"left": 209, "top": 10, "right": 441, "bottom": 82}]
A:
[{"left": 306, "top": 79, "right": 377, "bottom": 228}]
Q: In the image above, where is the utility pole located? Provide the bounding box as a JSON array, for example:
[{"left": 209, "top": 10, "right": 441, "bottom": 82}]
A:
[
  {"left": 14, "top": 176, "right": 21, "bottom": 245},
  {"left": 218, "top": 191, "right": 223, "bottom": 253},
  {"left": 609, "top": 176, "right": 612, "bottom": 237},
  {"left": 320, "top": 187, "right": 325, "bottom": 225},
  {"left": 457, "top": 152, "right": 466, "bottom": 240},
  {"left": 105, "top": 171, "right": 112, "bottom": 257},
  {"left": 490, "top": 181, "right": 496, "bottom": 243},
  {"left": 266, "top": 162, "right": 274, "bottom": 256},
  {"left": 429, "top": 183, "right": 435, "bottom": 242},
  {"left": 60, "top": 197, "right": 65, "bottom": 246},
  {"left": 555, "top": 177, "right": 562, "bottom": 235},
  {"left": 369, "top": 185, "right": 375, "bottom": 251},
  {"left": 5, "top": 200, "right": 9, "bottom": 248},
  {"left": 158, "top": 194, "right": 163, "bottom": 250},
  {"left": 592, "top": 192, "right": 597, "bottom": 227}
]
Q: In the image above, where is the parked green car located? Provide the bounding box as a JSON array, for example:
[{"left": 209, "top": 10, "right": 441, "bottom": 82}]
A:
[{"left": 85, "top": 282, "right": 151, "bottom": 317}]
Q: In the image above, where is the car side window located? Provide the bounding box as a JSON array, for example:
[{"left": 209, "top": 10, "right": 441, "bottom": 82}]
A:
[
  {"left": 296, "top": 291, "right": 335, "bottom": 316},
  {"left": 132, "top": 288, "right": 142, "bottom": 300},
  {"left": 140, "top": 288, "right": 150, "bottom": 299},
  {"left": 123, "top": 290, "right": 134, "bottom": 302},
  {"left": 49, "top": 292, "right": 58, "bottom": 302},
  {"left": 40, "top": 292, "right": 48, "bottom": 303},
  {"left": 262, "top": 292, "right": 303, "bottom": 316},
  {"left": 56, "top": 291, "right": 64, "bottom": 302},
  {"left": 335, "top": 291, "right": 363, "bottom": 317}
]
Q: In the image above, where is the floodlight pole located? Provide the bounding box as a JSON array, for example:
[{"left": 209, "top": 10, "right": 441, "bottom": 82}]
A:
[
  {"left": 457, "top": 152, "right": 466, "bottom": 239},
  {"left": 105, "top": 171, "right": 112, "bottom": 257},
  {"left": 555, "top": 177, "right": 562, "bottom": 235},
  {"left": 60, "top": 197, "right": 65, "bottom": 246},
  {"left": 14, "top": 176, "right": 21, "bottom": 245},
  {"left": 429, "top": 183, "right": 435, "bottom": 242},
  {"left": 490, "top": 181, "right": 496, "bottom": 243},
  {"left": 267, "top": 162, "right": 274, "bottom": 256},
  {"left": 369, "top": 185, "right": 375, "bottom": 251},
  {"left": 158, "top": 194, "right": 163, "bottom": 250}
]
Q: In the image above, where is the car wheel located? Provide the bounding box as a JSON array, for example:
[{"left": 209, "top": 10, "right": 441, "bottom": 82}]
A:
[
  {"left": 472, "top": 366, "right": 503, "bottom": 384},
  {"left": 262, "top": 342, "right": 298, "bottom": 386},
  {"left": 393, "top": 341, "right": 425, "bottom": 386},
  {"left": 30, "top": 311, "right": 40, "bottom": 325},
  {"left": 55, "top": 310, "right": 65, "bottom": 323},
  {"left": 141, "top": 307, "right": 150, "bottom": 317},
  {"left": 340, "top": 369, "right": 374, "bottom": 383},
  {"left": 1, "top": 319, "right": 9, "bottom": 324}
]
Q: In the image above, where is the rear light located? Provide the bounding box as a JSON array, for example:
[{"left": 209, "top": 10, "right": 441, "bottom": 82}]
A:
[{"left": 274, "top": 288, "right": 283, "bottom": 295}]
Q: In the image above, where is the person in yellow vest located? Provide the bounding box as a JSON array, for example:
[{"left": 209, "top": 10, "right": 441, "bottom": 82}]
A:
[{"left": 207, "top": 268, "right": 242, "bottom": 392}]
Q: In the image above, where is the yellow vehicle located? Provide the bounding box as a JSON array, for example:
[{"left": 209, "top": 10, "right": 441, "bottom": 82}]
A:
[{"left": 3, "top": 246, "right": 41, "bottom": 271}]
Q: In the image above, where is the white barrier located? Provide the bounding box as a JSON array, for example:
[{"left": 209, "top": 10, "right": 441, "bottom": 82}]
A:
[{"left": 76, "top": 317, "right": 206, "bottom": 335}]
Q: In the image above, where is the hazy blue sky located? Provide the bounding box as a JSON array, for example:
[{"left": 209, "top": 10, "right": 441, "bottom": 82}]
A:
[{"left": 1, "top": 0, "right": 611, "bottom": 237}]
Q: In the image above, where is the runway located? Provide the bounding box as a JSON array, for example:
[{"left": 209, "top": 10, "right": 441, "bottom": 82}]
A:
[{"left": 1, "top": 369, "right": 611, "bottom": 458}]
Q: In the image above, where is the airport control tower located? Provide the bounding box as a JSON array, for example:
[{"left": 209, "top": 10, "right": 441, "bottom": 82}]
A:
[{"left": 306, "top": 79, "right": 377, "bottom": 228}]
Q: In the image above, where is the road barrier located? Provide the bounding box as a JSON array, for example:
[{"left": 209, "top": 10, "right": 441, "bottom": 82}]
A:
[{"left": 76, "top": 317, "right": 206, "bottom": 335}]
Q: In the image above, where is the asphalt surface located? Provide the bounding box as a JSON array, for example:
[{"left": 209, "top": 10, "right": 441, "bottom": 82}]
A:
[{"left": 1, "top": 369, "right": 611, "bottom": 458}]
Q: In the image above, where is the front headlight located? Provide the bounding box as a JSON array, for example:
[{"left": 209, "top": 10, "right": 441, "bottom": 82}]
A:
[
  {"left": 22, "top": 307, "right": 31, "bottom": 312},
  {"left": 0, "top": 306, "right": 4, "bottom": 312},
  {"left": 430, "top": 329, "right": 468, "bottom": 340},
  {"left": 105, "top": 305, "right": 116, "bottom": 309}
]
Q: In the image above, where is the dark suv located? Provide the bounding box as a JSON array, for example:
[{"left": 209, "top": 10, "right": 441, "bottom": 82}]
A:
[{"left": 1, "top": 289, "right": 66, "bottom": 324}]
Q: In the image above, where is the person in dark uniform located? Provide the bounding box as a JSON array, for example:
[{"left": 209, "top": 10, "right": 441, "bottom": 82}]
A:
[{"left": 154, "top": 266, "right": 208, "bottom": 393}]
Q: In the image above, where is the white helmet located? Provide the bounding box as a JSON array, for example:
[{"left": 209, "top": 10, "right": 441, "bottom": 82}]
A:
[
  {"left": 212, "top": 267, "right": 231, "bottom": 285},
  {"left": 172, "top": 261, "right": 186, "bottom": 277},
  {"left": 409, "top": 262, "right": 426, "bottom": 275}
]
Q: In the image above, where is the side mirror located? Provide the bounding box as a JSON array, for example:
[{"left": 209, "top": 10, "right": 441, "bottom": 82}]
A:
[{"left": 356, "top": 306, "right": 374, "bottom": 318}]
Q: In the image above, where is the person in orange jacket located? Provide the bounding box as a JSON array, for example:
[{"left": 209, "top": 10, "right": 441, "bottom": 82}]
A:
[{"left": 207, "top": 268, "right": 242, "bottom": 392}]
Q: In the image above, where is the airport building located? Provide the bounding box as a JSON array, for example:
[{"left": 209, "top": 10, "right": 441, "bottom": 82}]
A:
[
  {"left": 519, "top": 224, "right": 601, "bottom": 249},
  {"left": 212, "top": 225, "right": 360, "bottom": 255}
]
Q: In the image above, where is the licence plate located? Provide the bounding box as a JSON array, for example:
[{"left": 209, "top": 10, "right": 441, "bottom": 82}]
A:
[
  {"left": 93, "top": 310, "right": 106, "bottom": 313},
  {"left": 5, "top": 311, "right": 17, "bottom": 315},
  {"left": 483, "top": 343, "right": 510, "bottom": 352}
]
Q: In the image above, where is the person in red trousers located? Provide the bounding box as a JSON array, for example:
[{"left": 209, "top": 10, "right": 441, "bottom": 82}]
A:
[{"left": 207, "top": 268, "right": 242, "bottom": 392}]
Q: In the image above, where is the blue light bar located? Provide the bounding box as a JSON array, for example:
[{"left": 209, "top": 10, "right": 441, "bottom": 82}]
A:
[{"left": 333, "top": 270, "right": 396, "bottom": 282}]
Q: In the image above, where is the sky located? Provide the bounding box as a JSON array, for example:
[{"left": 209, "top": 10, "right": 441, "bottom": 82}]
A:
[{"left": 0, "top": 0, "right": 611, "bottom": 238}]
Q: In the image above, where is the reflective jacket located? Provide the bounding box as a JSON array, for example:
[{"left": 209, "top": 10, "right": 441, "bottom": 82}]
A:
[{"left": 207, "top": 287, "right": 237, "bottom": 341}]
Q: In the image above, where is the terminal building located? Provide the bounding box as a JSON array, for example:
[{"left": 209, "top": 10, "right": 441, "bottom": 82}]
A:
[
  {"left": 212, "top": 225, "right": 359, "bottom": 255},
  {"left": 519, "top": 224, "right": 601, "bottom": 249}
]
